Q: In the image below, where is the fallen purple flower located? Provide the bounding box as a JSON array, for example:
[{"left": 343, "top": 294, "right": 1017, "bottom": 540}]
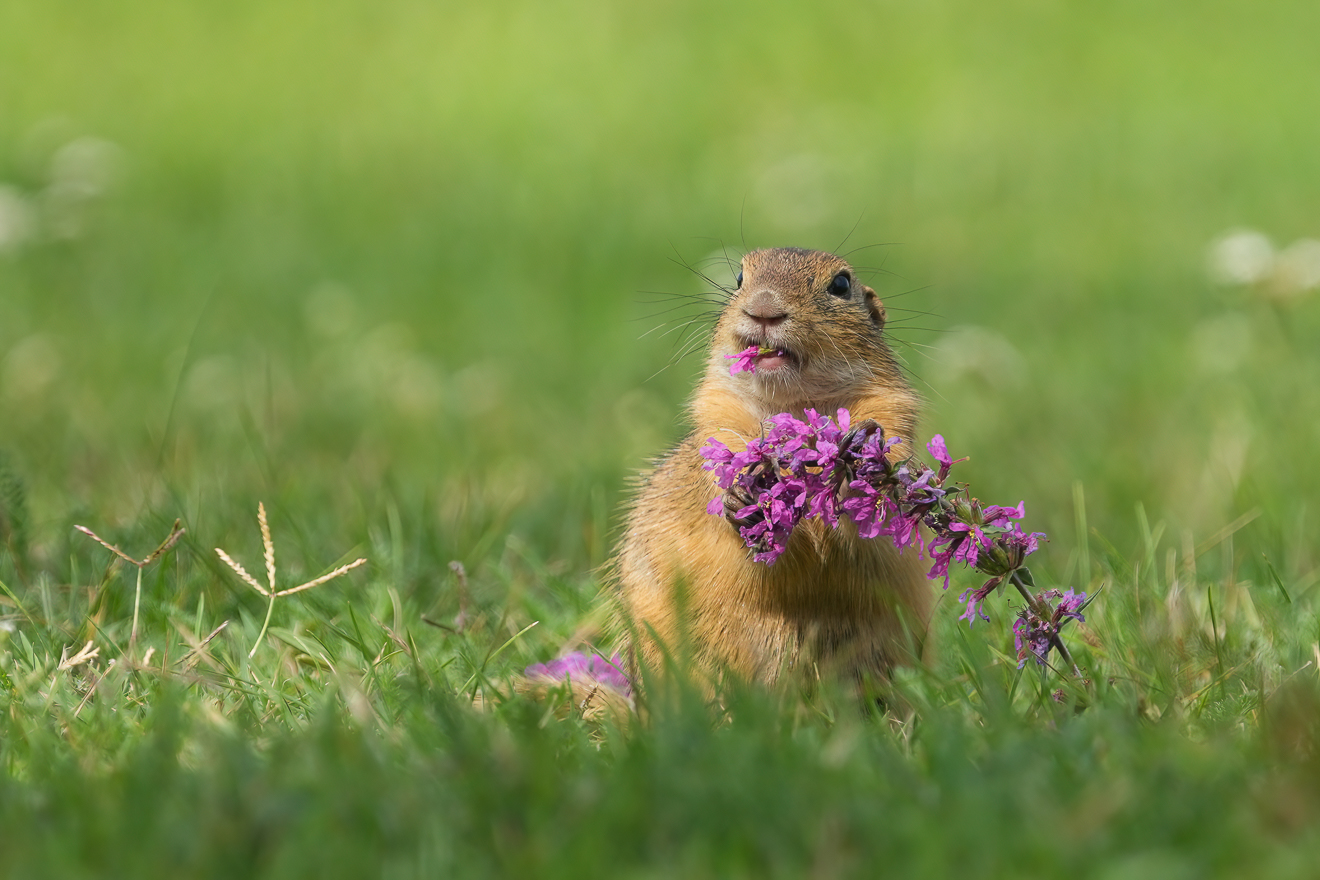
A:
[{"left": 525, "top": 651, "right": 633, "bottom": 697}]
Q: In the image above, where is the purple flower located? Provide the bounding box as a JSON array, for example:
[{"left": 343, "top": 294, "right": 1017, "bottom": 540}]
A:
[
  {"left": 983, "top": 502, "right": 1026, "bottom": 527},
  {"left": 1005, "top": 524, "right": 1046, "bottom": 557},
  {"left": 926, "top": 435, "right": 955, "bottom": 483},
  {"left": 1056, "top": 589, "right": 1087, "bottom": 621},
  {"left": 525, "top": 651, "right": 633, "bottom": 697},
  {"left": 928, "top": 518, "right": 987, "bottom": 587},
  {"left": 885, "top": 506, "right": 926, "bottom": 554},
  {"left": 700, "top": 408, "right": 1067, "bottom": 656},
  {"left": 927, "top": 435, "right": 952, "bottom": 468},
  {"left": 807, "top": 481, "right": 841, "bottom": 526},
  {"left": 700, "top": 436, "right": 774, "bottom": 496},
  {"left": 926, "top": 543, "right": 956, "bottom": 589},
  {"left": 948, "top": 521, "right": 986, "bottom": 567},
  {"left": 725, "top": 346, "right": 789, "bottom": 376},
  {"left": 959, "top": 577, "right": 1002, "bottom": 625},
  {"left": 700, "top": 438, "right": 734, "bottom": 465},
  {"left": 926, "top": 434, "right": 969, "bottom": 480},
  {"left": 699, "top": 438, "right": 738, "bottom": 488},
  {"left": 841, "top": 481, "right": 886, "bottom": 539},
  {"left": 765, "top": 411, "right": 807, "bottom": 442},
  {"left": 736, "top": 485, "right": 801, "bottom": 564},
  {"left": 725, "top": 346, "right": 761, "bottom": 375},
  {"left": 1013, "top": 616, "right": 1052, "bottom": 669},
  {"left": 1014, "top": 590, "right": 1087, "bottom": 668}
]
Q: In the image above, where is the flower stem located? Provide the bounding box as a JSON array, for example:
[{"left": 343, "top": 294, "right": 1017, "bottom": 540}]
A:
[{"left": 249, "top": 592, "right": 277, "bottom": 659}]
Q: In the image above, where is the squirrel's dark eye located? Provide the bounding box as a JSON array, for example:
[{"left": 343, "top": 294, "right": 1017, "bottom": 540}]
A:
[
  {"left": 735, "top": 270, "right": 744, "bottom": 289},
  {"left": 828, "top": 272, "right": 851, "bottom": 298}
]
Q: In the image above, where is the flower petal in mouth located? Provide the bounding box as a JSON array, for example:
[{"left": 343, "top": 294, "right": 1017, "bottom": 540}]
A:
[{"left": 726, "top": 345, "right": 791, "bottom": 375}]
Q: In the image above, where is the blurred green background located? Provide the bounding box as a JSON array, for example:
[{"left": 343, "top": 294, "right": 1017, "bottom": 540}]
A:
[{"left": 3, "top": 0, "right": 1319, "bottom": 585}]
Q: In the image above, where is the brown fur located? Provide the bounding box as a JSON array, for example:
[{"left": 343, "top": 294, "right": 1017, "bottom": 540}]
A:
[{"left": 613, "top": 247, "right": 931, "bottom": 687}]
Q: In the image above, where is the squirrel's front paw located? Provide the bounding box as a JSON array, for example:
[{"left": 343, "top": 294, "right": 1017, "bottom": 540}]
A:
[{"left": 723, "top": 484, "right": 757, "bottom": 526}]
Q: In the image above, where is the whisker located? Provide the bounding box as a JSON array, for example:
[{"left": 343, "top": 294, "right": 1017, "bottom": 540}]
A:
[
  {"left": 873, "top": 286, "right": 932, "bottom": 302},
  {"left": 883, "top": 303, "right": 942, "bottom": 318},
  {"left": 833, "top": 212, "right": 867, "bottom": 255},
  {"left": 635, "top": 289, "right": 723, "bottom": 303},
  {"left": 655, "top": 316, "right": 719, "bottom": 343},
  {"left": 633, "top": 306, "right": 718, "bottom": 327},
  {"left": 841, "top": 242, "right": 901, "bottom": 261}
]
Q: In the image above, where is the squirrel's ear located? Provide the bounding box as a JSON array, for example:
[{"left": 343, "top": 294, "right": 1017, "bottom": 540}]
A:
[{"left": 863, "top": 287, "right": 886, "bottom": 328}]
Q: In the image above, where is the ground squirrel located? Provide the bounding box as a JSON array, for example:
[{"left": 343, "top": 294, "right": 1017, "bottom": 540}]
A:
[{"left": 613, "top": 247, "right": 931, "bottom": 688}]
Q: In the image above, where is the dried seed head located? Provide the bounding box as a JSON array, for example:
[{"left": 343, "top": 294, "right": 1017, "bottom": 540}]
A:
[
  {"left": 215, "top": 548, "right": 269, "bottom": 596},
  {"left": 258, "top": 502, "right": 276, "bottom": 592},
  {"left": 74, "top": 524, "right": 142, "bottom": 567}
]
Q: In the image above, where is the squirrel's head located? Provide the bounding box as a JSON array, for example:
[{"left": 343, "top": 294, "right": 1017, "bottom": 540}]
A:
[{"left": 708, "top": 247, "right": 906, "bottom": 415}]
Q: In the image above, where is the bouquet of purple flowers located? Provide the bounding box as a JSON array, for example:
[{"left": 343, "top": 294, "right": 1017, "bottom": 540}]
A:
[{"left": 700, "top": 408, "right": 1088, "bottom": 674}]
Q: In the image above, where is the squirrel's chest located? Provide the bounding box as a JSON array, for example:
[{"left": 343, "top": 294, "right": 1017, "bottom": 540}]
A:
[{"left": 707, "top": 518, "right": 899, "bottom": 617}]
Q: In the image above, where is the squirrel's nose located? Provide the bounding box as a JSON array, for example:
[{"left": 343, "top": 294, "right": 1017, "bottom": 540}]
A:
[{"left": 741, "top": 290, "right": 788, "bottom": 330}]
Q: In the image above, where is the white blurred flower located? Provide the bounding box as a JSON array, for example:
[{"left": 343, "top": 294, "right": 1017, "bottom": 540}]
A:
[
  {"left": 1207, "top": 228, "right": 1274, "bottom": 286},
  {"left": 1273, "top": 238, "right": 1320, "bottom": 297},
  {"left": 50, "top": 137, "right": 122, "bottom": 197},
  {"left": 352, "top": 323, "right": 444, "bottom": 417},
  {"left": 44, "top": 136, "right": 122, "bottom": 239},
  {"left": 1206, "top": 227, "right": 1320, "bottom": 303},
  {"left": 0, "top": 186, "right": 36, "bottom": 254}
]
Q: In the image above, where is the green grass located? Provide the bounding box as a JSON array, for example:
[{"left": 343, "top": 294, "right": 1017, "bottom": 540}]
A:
[{"left": 3, "top": 0, "right": 1320, "bottom": 875}]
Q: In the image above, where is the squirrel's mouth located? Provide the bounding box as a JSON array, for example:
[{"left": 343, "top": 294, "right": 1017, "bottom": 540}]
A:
[
  {"left": 731, "top": 337, "right": 799, "bottom": 374},
  {"left": 752, "top": 349, "right": 793, "bottom": 372}
]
